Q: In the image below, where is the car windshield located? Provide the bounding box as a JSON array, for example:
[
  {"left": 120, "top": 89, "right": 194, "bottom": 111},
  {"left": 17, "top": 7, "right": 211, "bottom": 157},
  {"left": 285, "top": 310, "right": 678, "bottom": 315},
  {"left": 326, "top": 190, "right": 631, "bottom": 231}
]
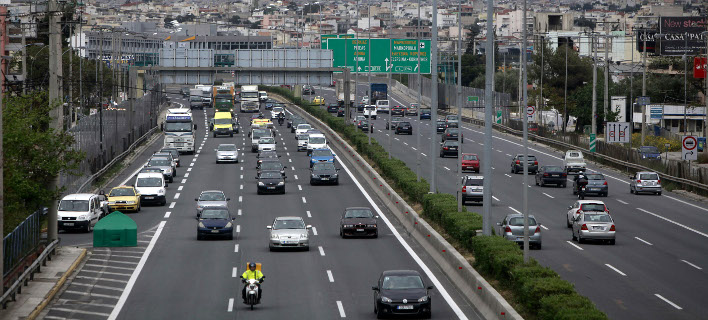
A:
[
  {"left": 399, "top": 122, "right": 411, "bottom": 126},
  {"left": 153, "top": 153, "right": 172, "bottom": 160},
  {"left": 241, "top": 92, "right": 258, "bottom": 98},
  {"left": 297, "top": 124, "right": 312, "bottom": 130},
  {"left": 109, "top": 188, "right": 135, "bottom": 197},
  {"left": 148, "top": 159, "right": 170, "bottom": 166},
  {"left": 59, "top": 200, "right": 89, "bottom": 211},
  {"left": 217, "top": 145, "right": 237, "bottom": 151},
  {"left": 297, "top": 134, "right": 309, "bottom": 140},
  {"left": 463, "top": 155, "right": 478, "bottom": 160},
  {"left": 312, "top": 149, "right": 332, "bottom": 157},
  {"left": 136, "top": 177, "right": 162, "bottom": 187},
  {"left": 252, "top": 130, "right": 268, "bottom": 139},
  {"left": 199, "top": 192, "right": 226, "bottom": 201},
  {"left": 465, "top": 178, "right": 483, "bottom": 186},
  {"left": 544, "top": 166, "right": 563, "bottom": 171},
  {"left": 260, "top": 162, "right": 282, "bottom": 170},
  {"left": 273, "top": 107, "right": 284, "bottom": 113},
  {"left": 259, "top": 151, "right": 277, "bottom": 158},
  {"left": 437, "top": 121, "right": 445, "bottom": 125},
  {"left": 360, "top": 120, "right": 369, "bottom": 125},
  {"left": 161, "top": 149, "right": 179, "bottom": 157},
  {"left": 164, "top": 122, "right": 193, "bottom": 132},
  {"left": 640, "top": 146, "right": 660, "bottom": 153},
  {"left": 508, "top": 217, "right": 538, "bottom": 226},
  {"left": 309, "top": 137, "right": 326, "bottom": 144},
  {"left": 190, "top": 96, "right": 201, "bottom": 101},
  {"left": 313, "top": 163, "right": 336, "bottom": 171},
  {"left": 201, "top": 209, "right": 229, "bottom": 219},
  {"left": 260, "top": 172, "right": 282, "bottom": 179},
  {"left": 273, "top": 219, "right": 305, "bottom": 229},
  {"left": 580, "top": 203, "right": 606, "bottom": 212},
  {"left": 586, "top": 174, "right": 604, "bottom": 180},
  {"left": 447, "top": 116, "right": 458, "bottom": 120},
  {"left": 214, "top": 118, "right": 231, "bottom": 125},
  {"left": 345, "top": 209, "right": 373, "bottom": 218},
  {"left": 141, "top": 168, "right": 161, "bottom": 173},
  {"left": 382, "top": 276, "right": 424, "bottom": 290},
  {"left": 259, "top": 137, "right": 275, "bottom": 144},
  {"left": 422, "top": 109, "right": 431, "bottom": 114},
  {"left": 584, "top": 214, "right": 613, "bottom": 223},
  {"left": 639, "top": 173, "right": 659, "bottom": 180}
]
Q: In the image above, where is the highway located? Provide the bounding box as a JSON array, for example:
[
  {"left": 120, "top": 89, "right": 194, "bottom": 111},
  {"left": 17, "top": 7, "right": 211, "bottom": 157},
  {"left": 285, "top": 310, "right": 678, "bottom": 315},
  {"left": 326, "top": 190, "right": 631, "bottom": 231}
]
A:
[
  {"left": 45, "top": 94, "right": 482, "bottom": 319},
  {"left": 314, "top": 83, "right": 708, "bottom": 320}
]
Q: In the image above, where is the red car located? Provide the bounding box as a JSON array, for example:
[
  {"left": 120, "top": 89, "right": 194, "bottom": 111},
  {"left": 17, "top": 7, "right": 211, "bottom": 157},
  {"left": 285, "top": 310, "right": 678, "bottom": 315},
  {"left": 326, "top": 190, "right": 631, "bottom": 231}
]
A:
[{"left": 461, "top": 153, "right": 480, "bottom": 173}]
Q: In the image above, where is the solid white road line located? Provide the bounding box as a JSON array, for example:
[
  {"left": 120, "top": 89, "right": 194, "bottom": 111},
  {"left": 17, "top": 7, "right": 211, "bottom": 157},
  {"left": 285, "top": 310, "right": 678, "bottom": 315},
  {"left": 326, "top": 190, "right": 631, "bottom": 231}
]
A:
[
  {"left": 634, "top": 237, "right": 653, "bottom": 246},
  {"left": 336, "top": 301, "right": 346, "bottom": 318},
  {"left": 234, "top": 244, "right": 239, "bottom": 253},
  {"left": 543, "top": 193, "right": 554, "bottom": 199},
  {"left": 566, "top": 241, "right": 584, "bottom": 251},
  {"left": 337, "top": 151, "right": 469, "bottom": 319},
  {"left": 681, "top": 259, "right": 702, "bottom": 270},
  {"left": 227, "top": 298, "right": 234, "bottom": 312},
  {"left": 169, "top": 202, "right": 176, "bottom": 209},
  {"left": 238, "top": 209, "right": 242, "bottom": 216},
  {"left": 318, "top": 246, "right": 325, "bottom": 256},
  {"left": 655, "top": 294, "right": 682, "bottom": 310},
  {"left": 617, "top": 199, "right": 628, "bottom": 205},
  {"left": 307, "top": 210, "right": 312, "bottom": 218},
  {"left": 664, "top": 195, "right": 708, "bottom": 213},
  {"left": 637, "top": 208, "right": 708, "bottom": 238},
  {"left": 177, "top": 186, "right": 183, "bottom": 191},
  {"left": 232, "top": 267, "right": 238, "bottom": 277},
  {"left": 492, "top": 196, "right": 500, "bottom": 201},
  {"left": 327, "top": 270, "right": 334, "bottom": 282},
  {"left": 508, "top": 206, "right": 521, "bottom": 214},
  {"left": 174, "top": 193, "right": 180, "bottom": 199},
  {"left": 540, "top": 225, "right": 549, "bottom": 230},
  {"left": 605, "top": 264, "right": 627, "bottom": 276},
  {"left": 108, "top": 220, "right": 166, "bottom": 320},
  {"left": 164, "top": 211, "right": 171, "bottom": 218},
  {"left": 302, "top": 197, "right": 307, "bottom": 204}
]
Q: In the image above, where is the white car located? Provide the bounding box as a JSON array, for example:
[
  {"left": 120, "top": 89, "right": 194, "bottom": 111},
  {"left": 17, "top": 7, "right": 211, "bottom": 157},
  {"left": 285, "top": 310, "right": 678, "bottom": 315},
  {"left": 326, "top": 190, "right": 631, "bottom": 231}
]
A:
[
  {"left": 215, "top": 143, "right": 239, "bottom": 163},
  {"left": 297, "top": 134, "right": 309, "bottom": 152},
  {"left": 295, "top": 124, "right": 313, "bottom": 135},
  {"left": 361, "top": 96, "right": 370, "bottom": 104},
  {"left": 57, "top": 193, "right": 107, "bottom": 232},
  {"left": 258, "top": 137, "right": 277, "bottom": 152},
  {"left": 271, "top": 106, "right": 285, "bottom": 119},
  {"left": 134, "top": 172, "right": 167, "bottom": 206},
  {"left": 364, "top": 105, "right": 377, "bottom": 120},
  {"left": 259, "top": 91, "right": 268, "bottom": 102},
  {"left": 306, "top": 134, "right": 327, "bottom": 155},
  {"left": 563, "top": 150, "right": 587, "bottom": 174},
  {"left": 565, "top": 200, "right": 608, "bottom": 228}
]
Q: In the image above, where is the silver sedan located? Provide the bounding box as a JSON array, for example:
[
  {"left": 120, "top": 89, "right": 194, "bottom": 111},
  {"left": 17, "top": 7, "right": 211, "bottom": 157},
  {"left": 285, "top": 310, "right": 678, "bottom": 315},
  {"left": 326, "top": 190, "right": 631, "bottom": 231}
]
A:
[
  {"left": 571, "top": 212, "right": 616, "bottom": 245},
  {"left": 195, "top": 190, "right": 230, "bottom": 215},
  {"left": 215, "top": 144, "right": 239, "bottom": 163},
  {"left": 497, "top": 214, "right": 542, "bottom": 249},
  {"left": 267, "top": 216, "right": 311, "bottom": 251}
]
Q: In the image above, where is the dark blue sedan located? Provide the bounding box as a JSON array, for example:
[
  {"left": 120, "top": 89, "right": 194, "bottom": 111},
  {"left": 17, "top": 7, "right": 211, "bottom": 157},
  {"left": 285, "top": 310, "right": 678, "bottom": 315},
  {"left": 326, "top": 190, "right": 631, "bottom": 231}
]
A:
[
  {"left": 637, "top": 146, "right": 661, "bottom": 161},
  {"left": 196, "top": 206, "right": 234, "bottom": 240}
]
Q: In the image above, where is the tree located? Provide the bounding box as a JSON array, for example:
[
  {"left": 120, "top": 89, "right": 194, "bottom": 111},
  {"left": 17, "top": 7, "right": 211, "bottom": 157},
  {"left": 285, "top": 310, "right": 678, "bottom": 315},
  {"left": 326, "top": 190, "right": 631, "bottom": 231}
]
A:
[
  {"left": 3, "top": 92, "right": 84, "bottom": 234},
  {"left": 229, "top": 15, "right": 241, "bottom": 25},
  {"left": 250, "top": 21, "right": 262, "bottom": 29}
]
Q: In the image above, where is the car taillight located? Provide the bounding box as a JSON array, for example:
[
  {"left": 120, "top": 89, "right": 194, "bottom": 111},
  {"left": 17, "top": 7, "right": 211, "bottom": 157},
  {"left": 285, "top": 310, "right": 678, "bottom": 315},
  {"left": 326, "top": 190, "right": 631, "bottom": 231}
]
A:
[
  {"left": 534, "top": 161, "right": 538, "bottom": 165},
  {"left": 581, "top": 224, "right": 588, "bottom": 231},
  {"left": 657, "top": 179, "right": 661, "bottom": 184},
  {"left": 504, "top": 226, "right": 512, "bottom": 233},
  {"left": 562, "top": 173, "right": 567, "bottom": 177},
  {"left": 603, "top": 181, "right": 608, "bottom": 185},
  {"left": 444, "top": 147, "right": 449, "bottom": 150},
  {"left": 534, "top": 226, "right": 541, "bottom": 234},
  {"left": 577, "top": 210, "right": 583, "bottom": 215},
  {"left": 516, "top": 160, "right": 520, "bottom": 164},
  {"left": 637, "top": 180, "right": 641, "bottom": 183},
  {"left": 543, "top": 173, "right": 549, "bottom": 177},
  {"left": 462, "top": 186, "right": 467, "bottom": 192},
  {"left": 609, "top": 225, "right": 615, "bottom": 231}
]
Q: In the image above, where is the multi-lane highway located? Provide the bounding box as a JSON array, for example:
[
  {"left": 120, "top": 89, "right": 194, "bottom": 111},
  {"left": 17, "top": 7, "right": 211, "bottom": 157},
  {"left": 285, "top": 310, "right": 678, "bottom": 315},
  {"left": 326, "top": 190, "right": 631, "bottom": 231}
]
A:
[
  {"left": 44, "top": 93, "right": 482, "bottom": 319},
  {"left": 314, "top": 83, "right": 708, "bottom": 320}
]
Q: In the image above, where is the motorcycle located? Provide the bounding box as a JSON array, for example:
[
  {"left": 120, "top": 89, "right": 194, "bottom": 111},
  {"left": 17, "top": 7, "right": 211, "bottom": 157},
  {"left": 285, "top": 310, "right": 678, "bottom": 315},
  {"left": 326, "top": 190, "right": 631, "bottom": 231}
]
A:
[
  {"left": 578, "top": 185, "right": 586, "bottom": 200},
  {"left": 242, "top": 277, "right": 264, "bottom": 310},
  {"left": 278, "top": 117, "right": 284, "bottom": 126}
]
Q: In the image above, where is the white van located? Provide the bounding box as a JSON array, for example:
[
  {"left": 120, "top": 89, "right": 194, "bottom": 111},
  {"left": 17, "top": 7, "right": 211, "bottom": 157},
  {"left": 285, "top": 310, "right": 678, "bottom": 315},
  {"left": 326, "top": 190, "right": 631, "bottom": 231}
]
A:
[
  {"left": 563, "top": 150, "right": 587, "bottom": 174},
  {"left": 259, "top": 91, "right": 268, "bottom": 102},
  {"left": 376, "top": 100, "right": 390, "bottom": 114},
  {"left": 307, "top": 133, "right": 327, "bottom": 155},
  {"left": 364, "top": 105, "right": 377, "bottom": 119},
  {"left": 58, "top": 193, "right": 107, "bottom": 232},
  {"left": 134, "top": 172, "right": 167, "bottom": 206}
]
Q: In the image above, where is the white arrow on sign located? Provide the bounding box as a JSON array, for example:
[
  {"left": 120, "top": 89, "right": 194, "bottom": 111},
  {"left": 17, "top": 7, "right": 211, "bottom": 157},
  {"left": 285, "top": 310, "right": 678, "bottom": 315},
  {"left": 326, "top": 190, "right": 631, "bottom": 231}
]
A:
[
  {"left": 357, "top": 66, "right": 362, "bottom": 71},
  {"left": 385, "top": 58, "right": 393, "bottom": 71}
]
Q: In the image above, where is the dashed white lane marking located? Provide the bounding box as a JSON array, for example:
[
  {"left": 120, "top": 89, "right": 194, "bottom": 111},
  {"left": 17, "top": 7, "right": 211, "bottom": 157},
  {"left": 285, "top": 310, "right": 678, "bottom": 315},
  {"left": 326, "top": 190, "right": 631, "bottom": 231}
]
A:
[
  {"left": 655, "top": 294, "right": 682, "bottom": 310},
  {"left": 241, "top": 167, "right": 244, "bottom": 171},
  {"left": 236, "top": 225, "right": 241, "bottom": 233},
  {"left": 336, "top": 301, "right": 346, "bottom": 317},
  {"left": 227, "top": 298, "right": 234, "bottom": 312},
  {"left": 506, "top": 153, "right": 512, "bottom": 157},
  {"left": 302, "top": 197, "right": 307, "bottom": 204},
  {"left": 403, "top": 142, "right": 408, "bottom": 145},
  {"left": 291, "top": 166, "right": 295, "bottom": 171},
  {"left": 164, "top": 211, "right": 171, "bottom": 218},
  {"left": 566, "top": 241, "right": 584, "bottom": 251},
  {"left": 327, "top": 270, "right": 334, "bottom": 282},
  {"left": 635, "top": 237, "right": 653, "bottom": 246},
  {"left": 443, "top": 166, "right": 451, "bottom": 171},
  {"left": 605, "top": 264, "right": 627, "bottom": 276},
  {"left": 192, "top": 158, "right": 197, "bottom": 162},
  {"left": 617, "top": 199, "right": 628, "bottom": 205},
  {"left": 540, "top": 225, "right": 549, "bottom": 230},
  {"left": 411, "top": 147, "right": 417, "bottom": 151},
  {"left": 232, "top": 267, "right": 238, "bottom": 277},
  {"left": 184, "top": 173, "right": 190, "bottom": 178},
  {"left": 508, "top": 206, "right": 521, "bottom": 214},
  {"left": 681, "top": 259, "right": 702, "bottom": 270},
  {"left": 240, "top": 184, "right": 243, "bottom": 190},
  {"left": 298, "top": 185, "right": 302, "bottom": 191},
  {"left": 312, "top": 227, "right": 318, "bottom": 235},
  {"left": 318, "top": 246, "right": 325, "bottom": 256},
  {"left": 178, "top": 186, "right": 183, "bottom": 191},
  {"left": 190, "top": 162, "right": 195, "bottom": 167},
  {"left": 284, "top": 147, "right": 288, "bottom": 150},
  {"left": 492, "top": 196, "right": 500, "bottom": 201},
  {"left": 294, "top": 175, "right": 299, "bottom": 180},
  {"left": 289, "top": 158, "right": 292, "bottom": 163},
  {"left": 543, "top": 193, "right": 554, "bottom": 199},
  {"left": 174, "top": 193, "right": 180, "bottom": 199},
  {"left": 169, "top": 202, "right": 176, "bottom": 209},
  {"left": 287, "top": 152, "right": 290, "bottom": 156},
  {"left": 421, "top": 153, "right": 427, "bottom": 157},
  {"left": 238, "top": 209, "right": 242, "bottom": 216},
  {"left": 234, "top": 244, "right": 239, "bottom": 252},
  {"left": 239, "top": 196, "right": 243, "bottom": 203},
  {"left": 307, "top": 210, "right": 312, "bottom": 218},
  {"left": 505, "top": 174, "right": 512, "bottom": 177},
  {"left": 187, "top": 167, "right": 192, "bottom": 172},
  {"left": 240, "top": 175, "right": 243, "bottom": 179},
  {"left": 637, "top": 208, "right": 708, "bottom": 238},
  {"left": 181, "top": 179, "right": 187, "bottom": 184}
]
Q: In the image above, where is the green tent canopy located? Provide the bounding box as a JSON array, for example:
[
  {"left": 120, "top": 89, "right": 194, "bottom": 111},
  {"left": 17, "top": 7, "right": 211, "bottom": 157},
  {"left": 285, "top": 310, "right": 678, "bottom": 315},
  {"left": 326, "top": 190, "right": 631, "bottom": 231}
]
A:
[{"left": 93, "top": 211, "right": 138, "bottom": 247}]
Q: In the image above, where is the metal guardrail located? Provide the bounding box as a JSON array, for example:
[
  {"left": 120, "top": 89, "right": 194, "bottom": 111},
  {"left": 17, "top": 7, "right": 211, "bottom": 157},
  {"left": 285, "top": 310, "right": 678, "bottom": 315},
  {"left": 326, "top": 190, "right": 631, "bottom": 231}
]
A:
[
  {"left": 1, "top": 239, "right": 60, "bottom": 309},
  {"left": 3, "top": 208, "right": 47, "bottom": 278},
  {"left": 440, "top": 110, "right": 708, "bottom": 193}
]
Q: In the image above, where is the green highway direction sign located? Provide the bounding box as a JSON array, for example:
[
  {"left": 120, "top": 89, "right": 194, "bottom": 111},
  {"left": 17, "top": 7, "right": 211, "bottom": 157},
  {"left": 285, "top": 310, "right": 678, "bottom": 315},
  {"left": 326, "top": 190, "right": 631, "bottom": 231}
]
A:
[
  {"left": 321, "top": 34, "right": 354, "bottom": 49},
  {"left": 467, "top": 96, "right": 479, "bottom": 102},
  {"left": 328, "top": 38, "right": 431, "bottom": 74}
]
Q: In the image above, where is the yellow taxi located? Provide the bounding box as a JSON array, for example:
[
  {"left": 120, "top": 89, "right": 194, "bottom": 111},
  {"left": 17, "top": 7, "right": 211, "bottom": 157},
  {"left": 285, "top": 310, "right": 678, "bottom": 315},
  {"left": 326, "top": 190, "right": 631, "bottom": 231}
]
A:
[
  {"left": 313, "top": 96, "right": 325, "bottom": 105},
  {"left": 107, "top": 186, "right": 141, "bottom": 212}
]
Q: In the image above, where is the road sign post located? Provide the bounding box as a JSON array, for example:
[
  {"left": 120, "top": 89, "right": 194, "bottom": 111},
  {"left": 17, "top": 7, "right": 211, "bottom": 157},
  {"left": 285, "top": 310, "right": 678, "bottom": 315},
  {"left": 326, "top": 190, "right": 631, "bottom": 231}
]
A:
[
  {"left": 589, "top": 133, "right": 596, "bottom": 152},
  {"left": 682, "top": 135, "right": 698, "bottom": 161},
  {"left": 526, "top": 105, "right": 535, "bottom": 122},
  {"left": 496, "top": 110, "right": 502, "bottom": 124},
  {"left": 605, "top": 122, "right": 631, "bottom": 144}
]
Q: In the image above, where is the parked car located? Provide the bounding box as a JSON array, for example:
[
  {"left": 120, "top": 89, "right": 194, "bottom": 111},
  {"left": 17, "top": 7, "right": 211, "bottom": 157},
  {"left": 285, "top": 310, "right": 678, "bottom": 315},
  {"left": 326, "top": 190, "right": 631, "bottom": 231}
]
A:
[
  {"left": 630, "top": 171, "right": 662, "bottom": 195},
  {"left": 497, "top": 214, "right": 542, "bottom": 249},
  {"left": 573, "top": 173, "right": 608, "bottom": 196},
  {"left": 439, "top": 140, "right": 459, "bottom": 158},
  {"left": 535, "top": 165, "right": 567, "bottom": 187},
  {"left": 637, "top": 146, "right": 661, "bottom": 160},
  {"left": 510, "top": 154, "right": 538, "bottom": 174},
  {"left": 571, "top": 212, "right": 615, "bottom": 245},
  {"left": 461, "top": 153, "right": 480, "bottom": 173}
]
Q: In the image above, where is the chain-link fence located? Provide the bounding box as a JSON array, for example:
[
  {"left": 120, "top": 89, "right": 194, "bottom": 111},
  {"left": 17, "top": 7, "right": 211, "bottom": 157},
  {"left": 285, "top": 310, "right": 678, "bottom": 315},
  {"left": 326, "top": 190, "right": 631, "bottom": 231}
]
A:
[
  {"left": 407, "top": 74, "right": 512, "bottom": 111},
  {"left": 61, "top": 80, "right": 166, "bottom": 194}
]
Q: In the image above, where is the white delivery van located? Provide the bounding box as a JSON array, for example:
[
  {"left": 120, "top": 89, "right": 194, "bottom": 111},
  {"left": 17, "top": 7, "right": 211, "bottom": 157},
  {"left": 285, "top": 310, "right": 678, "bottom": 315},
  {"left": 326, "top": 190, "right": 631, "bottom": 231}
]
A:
[
  {"left": 375, "top": 100, "right": 390, "bottom": 114},
  {"left": 134, "top": 172, "right": 167, "bottom": 206},
  {"left": 307, "top": 133, "right": 327, "bottom": 155},
  {"left": 259, "top": 91, "right": 268, "bottom": 102},
  {"left": 57, "top": 193, "right": 107, "bottom": 232}
]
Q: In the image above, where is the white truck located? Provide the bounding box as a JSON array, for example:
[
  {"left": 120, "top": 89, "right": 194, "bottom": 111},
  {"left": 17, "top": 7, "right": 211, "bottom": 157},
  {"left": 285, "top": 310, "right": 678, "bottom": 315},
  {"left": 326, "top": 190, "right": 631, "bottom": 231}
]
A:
[
  {"left": 563, "top": 150, "right": 587, "bottom": 174},
  {"left": 241, "top": 85, "right": 259, "bottom": 103},
  {"left": 195, "top": 85, "right": 212, "bottom": 108},
  {"left": 163, "top": 108, "right": 196, "bottom": 154}
]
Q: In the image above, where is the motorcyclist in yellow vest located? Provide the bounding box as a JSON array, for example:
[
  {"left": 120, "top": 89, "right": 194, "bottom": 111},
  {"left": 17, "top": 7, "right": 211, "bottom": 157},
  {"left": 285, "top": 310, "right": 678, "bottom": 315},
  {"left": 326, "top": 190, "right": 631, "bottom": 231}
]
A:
[{"left": 241, "top": 262, "right": 264, "bottom": 302}]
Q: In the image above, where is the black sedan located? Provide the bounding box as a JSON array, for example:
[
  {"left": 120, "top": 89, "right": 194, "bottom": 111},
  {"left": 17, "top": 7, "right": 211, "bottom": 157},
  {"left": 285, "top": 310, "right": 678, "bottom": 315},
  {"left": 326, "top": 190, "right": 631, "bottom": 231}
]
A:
[
  {"left": 436, "top": 120, "right": 447, "bottom": 133},
  {"left": 340, "top": 207, "right": 378, "bottom": 237},
  {"left": 256, "top": 150, "right": 281, "bottom": 166},
  {"left": 373, "top": 270, "right": 433, "bottom": 318},
  {"left": 196, "top": 206, "right": 235, "bottom": 240},
  {"left": 390, "top": 106, "right": 405, "bottom": 116},
  {"left": 385, "top": 117, "right": 404, "bottom": 130},
  {"left": 441, "top": 128, "right": 463, "bottom": 142},
  {"left": 357, "top": 120, "right": 373, "bottom": 132},
  {"left": 257, "top": 160, "right": 287, "bottom": 177},
  {"left": 310, "top": 162, "right": 339, "bottom": 185},
  {"left": 439, "top": 140, "right": 459, "bottom": 158},
  {"left": 535, "top": 165, "right": 567, "bottom": 187},
  {"left": 337, "top": 107, "right": 346, "bottom": 117},
  {"left": 395, "top": 121, "right": 412, "bottom": 135},
  {"left": 326, "top": 103, "right": 339, "bottom": 113},
  {"left": 256, "top": 171, "right": 286, "bottom": 194}
]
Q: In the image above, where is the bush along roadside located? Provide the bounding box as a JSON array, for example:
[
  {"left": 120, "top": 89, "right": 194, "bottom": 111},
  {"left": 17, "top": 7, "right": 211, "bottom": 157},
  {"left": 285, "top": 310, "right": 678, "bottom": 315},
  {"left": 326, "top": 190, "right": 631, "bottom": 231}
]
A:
[{"left": 264, "top": 86, "right": 608, "bottom": 320}]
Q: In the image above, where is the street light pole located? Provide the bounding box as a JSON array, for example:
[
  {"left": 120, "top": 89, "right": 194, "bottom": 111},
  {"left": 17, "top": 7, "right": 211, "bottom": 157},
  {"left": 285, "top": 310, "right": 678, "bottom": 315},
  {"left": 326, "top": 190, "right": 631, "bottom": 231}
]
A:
[
  {"left": 456, "top": 0, "right": 462, "bottom": 211},
  {"left": 388, "top": 0, "right": 393, "bottom": 159},
  {"left": 416, "top": 0, "right": 422, "bottom": 182},
  {"left": 430, "top": 0, "right": 439, "bottom": 193},
  {"left": 592, "top": 32, "right": 597, "bottom": 136},
  {"left": 564, "top": 37, "right": 568, "bottom": 133},
  {"left": 521, "top": 0, "right": 530, "bottom": 262},
  {"left": 684, "top": 33, "right": 688, "bottom": 133},
  {"left": 367, "top": 4, "right": 371, "bottom": 145},
  {"left": 641, "top": 29, "right": 648, "bottom": 145},
  {"left": 482, "top": 0, "right": 494, "bottom": 235}
]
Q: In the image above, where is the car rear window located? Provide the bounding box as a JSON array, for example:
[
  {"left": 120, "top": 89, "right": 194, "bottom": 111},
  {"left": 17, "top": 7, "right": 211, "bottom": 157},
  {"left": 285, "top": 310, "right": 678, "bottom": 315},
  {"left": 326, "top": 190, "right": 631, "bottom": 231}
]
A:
[
  {"left": 569, "top": 152, "right": 581, "bottom": 157},
  {"left": 583, "top": 214, "right": 613, "bottom": 223},
  {"left": 586, "top": 174, "right": 604, "bottom": 180},
  {"left": 544, "top": 166, "right": 563, "bottom": 171},
  {"left": 463, "top": 155, "right": 478, "bottom": 160},
  {"left": 639, "top": 173, "right": 659, "bottom": 180},
  {"left": 465, "top": 178, "right": 483, "bottom": 186},
  {"left": 517, "top": 155, "right": 537, "bottom": 160},
  {"left": 509, "top": 217, "right": 537, "bottom": 226},
  {"left": 580, "top": 203, "right": 606, "bottom": 212}
]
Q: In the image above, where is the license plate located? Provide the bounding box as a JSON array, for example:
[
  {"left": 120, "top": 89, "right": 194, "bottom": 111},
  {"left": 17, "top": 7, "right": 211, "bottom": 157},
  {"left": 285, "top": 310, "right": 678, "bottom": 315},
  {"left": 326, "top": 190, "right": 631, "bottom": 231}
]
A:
[
  {"left": 552, "top": 174, "right": 559, "bottom": 177},
  {"left": 321, "top": 178, "right": 329, "bottom": 180},
  {"left": 283, "top": 240, "right": 297, "bottom": 244},
  {"left": 593, "top": 226, "right": 603, "bottom": 230},
  {"left": 64, "top": 223, "right": 75, "bottom": 226},
  {"left": 211, "top": 230, "right": 220, "bottom": 233},
  {"left": 357, "top": 229, "right": 365, "bottom": 232},
  {"left": 590, "top": 188, "right": 599, "bottom": 191},
  {"left": 145, "top": 196, "right": 154, "bottom": 199},
  {"left": 398, "top": 305, "right": 414, "bottom": 310},
  {"left": 267, "top": 187, "right": 275, "bottom": 189}
]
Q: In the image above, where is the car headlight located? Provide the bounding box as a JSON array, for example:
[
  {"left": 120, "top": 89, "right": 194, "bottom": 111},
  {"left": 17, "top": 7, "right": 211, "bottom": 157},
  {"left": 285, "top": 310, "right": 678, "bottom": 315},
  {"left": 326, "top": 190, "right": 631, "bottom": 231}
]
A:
[
  {"left": 270, "top": 233, "right": 279, "bottom": 240},
  {"left": 418, "top": 296, "right": 429, "bottom": 302},
  {"left": 381, "top": 297, "right": 392, "bottom": 303},
  {"left": 367, "top": 224, "right": 377, "bottom": 228},
  {"left": 225, "top": 222, "right": 233, "bottom": 228},
  {"left": 343, "top": 224, "right": 354, "bottom": 228},
  {"left": 78, "top": 214, "right": 89, "bottom": 221},
  {"left": 258, "top": 182, "right": 265, "bottom": 186},
  {"left": 333, "top": 173, "right": 338, "bottom": 177},
  {"left": 277, "top": 182, "right": 285, "bottom": 186},
  {"left": 158, "top": 188, "right": 166, "bottom": 195},
  {"left": 126, "top": 201, "right": 136, "bottom": 204},
  {"left": 642, "top": 155, "right": 646, "bottom": 158},
  {"left": 312, "top": 174, "right": 318, "bottom": 178},
  {"left": 198, "top": 222, "right": 205, "bottom": 228}
]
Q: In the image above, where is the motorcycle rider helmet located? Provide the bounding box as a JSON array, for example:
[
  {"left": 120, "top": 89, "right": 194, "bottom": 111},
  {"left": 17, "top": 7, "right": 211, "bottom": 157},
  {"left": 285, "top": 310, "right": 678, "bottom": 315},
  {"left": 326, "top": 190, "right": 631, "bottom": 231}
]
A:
[{"left": 249, "top": 262, "right": 257, "bottom": 269}]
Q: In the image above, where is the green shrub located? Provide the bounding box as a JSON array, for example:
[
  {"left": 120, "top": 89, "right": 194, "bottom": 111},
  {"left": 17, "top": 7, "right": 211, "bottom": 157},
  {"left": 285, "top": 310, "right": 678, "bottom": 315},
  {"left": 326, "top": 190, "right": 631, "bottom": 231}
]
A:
[
  {"left": 520, "top": 277, "right": 575, "bottom": 310},
  {"left": 538, "top": 294, "right": 595, "bottom": 320},
  {"left": 552, "top": 308, "right": 608, "bottom": 320},
  {"left": 509, "top": 263, "right": 558, "bottom": 292},
  {"left": 441, "top": 211, "right": 483, "bottom": 249},
  {"left": 422, "top": 193, "right": 458, "bottom": 224},
  {"left": 469, "top": 236, "right": 521, "bottom": 274},
  {"left": 490, "top": 250, "right": 525, "bottom": 280}
]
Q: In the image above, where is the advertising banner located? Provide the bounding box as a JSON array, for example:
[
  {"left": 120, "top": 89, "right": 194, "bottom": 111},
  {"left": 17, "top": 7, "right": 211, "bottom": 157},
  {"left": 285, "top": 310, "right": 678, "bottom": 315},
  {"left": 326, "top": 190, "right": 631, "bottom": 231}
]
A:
[
  {"left": 695, "top": 57, "right": 707, "bottom": 79},
  {"left": 658, "top": 16, "right": 707, "bottom": 56}
]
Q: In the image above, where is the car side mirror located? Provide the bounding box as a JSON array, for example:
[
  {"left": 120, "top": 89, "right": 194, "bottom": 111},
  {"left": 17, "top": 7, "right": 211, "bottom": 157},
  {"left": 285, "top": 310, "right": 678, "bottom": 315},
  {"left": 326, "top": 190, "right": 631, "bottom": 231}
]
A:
[
  {"left": 226, "top": 198, "right": 231, "bottom": 201},
  {"left": 195, "top": 198, "right": 198, "bottom": 201},
  {"left": 306, "top": 225, "right": 312, "bottom": 229},
  {"left": 372, "top": 286, "right": 379, "bottom": 291},
  {"left": 427, "top": 286, "right": 435, "bottom": 290},
  {"left": 193, "top": 124, "right": 198, "bottom": 130},
  {"left": 266, "top": 226, "right": 272, "bottom": 229}
]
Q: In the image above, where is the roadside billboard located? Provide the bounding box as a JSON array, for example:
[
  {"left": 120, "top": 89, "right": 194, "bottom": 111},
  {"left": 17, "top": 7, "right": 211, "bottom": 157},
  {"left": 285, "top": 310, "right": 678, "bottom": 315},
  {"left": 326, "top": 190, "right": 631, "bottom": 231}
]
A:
[{"left": 658, "top": 16, "right": 707, "bottom": 56}]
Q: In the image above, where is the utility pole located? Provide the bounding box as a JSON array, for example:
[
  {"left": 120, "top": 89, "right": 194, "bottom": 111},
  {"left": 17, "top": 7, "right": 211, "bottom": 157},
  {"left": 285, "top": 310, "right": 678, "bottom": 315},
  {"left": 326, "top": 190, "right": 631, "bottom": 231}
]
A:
[
  {"left": 641, "top": 29, "right": 647, "bottom": 145},
  {"left": 604, "top": 21, "right": 610, "bottom": 125},
  {"left": 416, "top": 0, "right": 421, "bottom": 182},
  {"left": 592, "top": 32, "right": 597, "bottom": 136},
  {"left": 683, "top": 33, "right": 688, "bottom": 133},
  {"left": 456, "top": 0, "right": 462, "bottom": 211},
  {"left": 0, "top": 22, "right": 5, "bottom": 298},
  {"left": 630, "top": 32, "right": 633, "bottom": 125},
  {"left": 429, "top": 0, "right": 439, "bottom": 193},
  {"left": 540, "top": 35, "right": 544, "bottom": 126},
  {"left": 564, "top": 37, "right": 568, "bottom": 133},
  {"left": 521, "top": 0, "right": 529, "bottom": 262},
  {"left": 47, "top": 0, "right": 63, "bottom": 243},
  {"left": 387, "top": 0, "right": 393, "bottom": 159},
  {"left": 355, "top": 0, "right": 359, "bottom": 125},
  {"left": 367, "top": 5, "right": 371, "bottom": 145},
  {"left": 21, "top": 23, "right": 26, "bottom": 94},
  {"left": 482, "top": 0, "right": 494, "bottom": 235}
]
